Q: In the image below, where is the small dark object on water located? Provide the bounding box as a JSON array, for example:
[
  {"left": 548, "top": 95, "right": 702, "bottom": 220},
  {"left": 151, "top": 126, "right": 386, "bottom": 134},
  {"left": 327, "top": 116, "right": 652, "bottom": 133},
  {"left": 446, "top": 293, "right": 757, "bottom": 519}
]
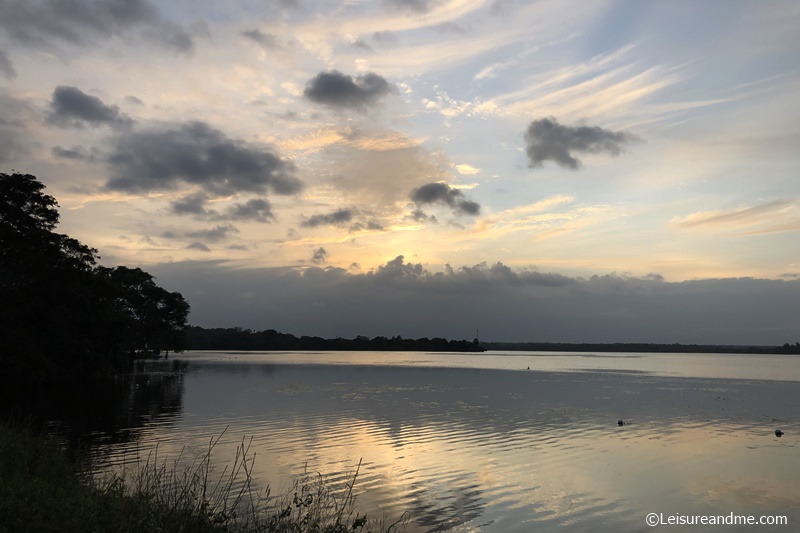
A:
[
  {"left": 775, "top": 428, "right": 784, "bottom": 437},
  {"left": 618, "top": 419, "right": 625, "bottom": 426}
]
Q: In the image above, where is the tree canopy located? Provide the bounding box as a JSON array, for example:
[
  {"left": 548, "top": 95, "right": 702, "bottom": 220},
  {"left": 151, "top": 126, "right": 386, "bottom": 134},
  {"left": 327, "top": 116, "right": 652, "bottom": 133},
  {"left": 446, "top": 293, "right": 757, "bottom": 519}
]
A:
[{"left": 0, "top": 172, "right": 190, "bottom": 385}]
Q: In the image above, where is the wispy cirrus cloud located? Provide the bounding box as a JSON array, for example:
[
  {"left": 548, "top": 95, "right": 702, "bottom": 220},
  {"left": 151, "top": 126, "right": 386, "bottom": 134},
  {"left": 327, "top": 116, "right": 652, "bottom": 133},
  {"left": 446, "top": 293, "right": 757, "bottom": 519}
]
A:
[{"left": 671, "top": 199, "right": 798, "bottom": 235}]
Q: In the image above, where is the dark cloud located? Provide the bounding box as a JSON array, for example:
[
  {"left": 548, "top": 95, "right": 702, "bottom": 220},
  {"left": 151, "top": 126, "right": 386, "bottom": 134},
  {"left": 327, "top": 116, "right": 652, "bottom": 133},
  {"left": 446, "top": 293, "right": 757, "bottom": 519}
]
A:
[
  {"left": 224, "top": 198, "right": 274, "bottom": 222},
  {"left": 186, "top": 242, "right": 211, "bottom": 252},
  {"left": 170, "top": 192, "right": 210, "bottom": 216},
  {"left": 51, "top": 145, "right": 91, "bottom": 161},
  {"left": 301, "top": 208, "right": 355, "bottom": 228},
  {"left": 125, "top": 95, "right": 144, "bottom": 105},
  {"left": 524, "top": 117, "right": 638, "bottom": 169},
  {"left": 0, "top": 50, "right": 16, "bottom": 79},
  {"left": 146, "top": 20, "right": 193, "bottom": 53},
  {"left": 186, "top": 224, "right": 239, "bottom": 243},
  {"left": 241, "top": 28, "right": 278, "bottom": 48},
  {"left": 311, "top": 247, "right": 328, "bottom": 264},
  {"left": 411, "top": 182, "right": 481, "bottom": 216},
  {"left": 349, "top": 220, "right": 384, "bottom": 233},
  {"left": 105, "top": 121, "right": 303, "bottom": 197},
  {"left": 409, "top": 208, "right": 437, "bottom": 224},
  {"left": 46, "top": 86, "right": 133, "bottom": 129},
  {"left": 304, "top": 70, "right": 392, "bottom": 109},
  {"left": 149, "top": 258, "right": 800, "bottom": 344},
  {"left": 0, "top": 0, "right": 193, "bottom": 53},
  {"left": 170, "top": 192, "right": 275, "bottom": 223}
]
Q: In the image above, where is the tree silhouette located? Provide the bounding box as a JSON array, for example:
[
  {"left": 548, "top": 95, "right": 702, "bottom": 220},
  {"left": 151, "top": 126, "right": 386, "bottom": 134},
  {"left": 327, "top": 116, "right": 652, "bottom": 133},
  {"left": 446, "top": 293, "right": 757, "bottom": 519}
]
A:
[{"left": 1, "top": 172, "right": 190, "bottom": 388}]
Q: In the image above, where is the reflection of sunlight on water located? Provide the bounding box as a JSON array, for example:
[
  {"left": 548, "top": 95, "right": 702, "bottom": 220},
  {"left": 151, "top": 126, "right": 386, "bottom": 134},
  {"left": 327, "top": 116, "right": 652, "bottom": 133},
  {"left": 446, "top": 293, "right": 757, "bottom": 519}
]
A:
[
  {"left": 80, "top": 354, "right": 800, "bottom": 532},
  {"left": 180, "top": 350, "right": 800, "bottom": 382}
]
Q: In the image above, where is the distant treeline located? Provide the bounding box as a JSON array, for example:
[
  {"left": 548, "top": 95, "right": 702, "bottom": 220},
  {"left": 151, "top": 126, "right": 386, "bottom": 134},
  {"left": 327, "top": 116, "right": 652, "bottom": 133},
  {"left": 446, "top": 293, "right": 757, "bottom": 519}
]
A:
[
  {"left": 186, "top": 327, "right": 800, "bottom": 354},
  {"left": 481, "top": 341, "right": 800, "bottom": 355},
  {"left": 187, "top": 326, "right": 484, "bottom": 352}
]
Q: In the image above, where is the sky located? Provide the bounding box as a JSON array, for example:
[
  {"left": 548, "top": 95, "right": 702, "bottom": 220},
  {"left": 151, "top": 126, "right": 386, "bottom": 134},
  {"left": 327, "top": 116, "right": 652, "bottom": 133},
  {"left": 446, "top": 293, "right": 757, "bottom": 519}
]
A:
[{"left": 2, "top": 0, "right": 799, "bottom": 343}]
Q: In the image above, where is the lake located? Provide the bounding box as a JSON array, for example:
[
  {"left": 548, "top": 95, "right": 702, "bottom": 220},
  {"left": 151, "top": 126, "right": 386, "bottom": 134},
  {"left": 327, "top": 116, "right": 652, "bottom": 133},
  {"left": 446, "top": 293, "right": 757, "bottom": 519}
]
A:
[{"left": 61, "top": 351, "right": 800, "bottom": 531}]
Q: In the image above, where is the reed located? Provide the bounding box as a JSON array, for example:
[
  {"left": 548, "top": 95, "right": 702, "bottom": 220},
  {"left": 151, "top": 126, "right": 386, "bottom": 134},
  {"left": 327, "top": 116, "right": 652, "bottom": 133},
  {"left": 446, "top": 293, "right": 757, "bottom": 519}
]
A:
[{"left": 0, "top": 423, "right": 407, "bottom": 533}]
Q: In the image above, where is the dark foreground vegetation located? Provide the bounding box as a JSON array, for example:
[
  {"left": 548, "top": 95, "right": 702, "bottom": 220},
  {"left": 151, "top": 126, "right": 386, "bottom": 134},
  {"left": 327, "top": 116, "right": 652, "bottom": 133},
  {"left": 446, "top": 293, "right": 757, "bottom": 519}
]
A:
[
  {"left": 1, "top": 172, "right": 190, "bottom": 391},
  {"left": 187, "top": 326, "right": 484, "bottom": 352},
  {"left": 0, "top": 423, "right": 403, "bottom": 533},
  {"left": 482, "top": 341, "right": 800, "bottom": 354}
]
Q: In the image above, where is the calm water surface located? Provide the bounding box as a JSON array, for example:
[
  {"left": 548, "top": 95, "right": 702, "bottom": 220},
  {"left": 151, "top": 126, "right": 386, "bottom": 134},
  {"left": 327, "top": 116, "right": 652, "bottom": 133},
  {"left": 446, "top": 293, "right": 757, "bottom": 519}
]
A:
[{"left": 70, "top": 351, "right": 800, "bottom": 531}]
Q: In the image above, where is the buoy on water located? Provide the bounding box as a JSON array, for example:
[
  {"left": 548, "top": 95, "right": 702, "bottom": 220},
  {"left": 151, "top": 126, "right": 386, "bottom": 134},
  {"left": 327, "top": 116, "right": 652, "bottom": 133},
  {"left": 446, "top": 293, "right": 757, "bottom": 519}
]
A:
[
  {"left": 618, "top": 419, "right": 625, "bottom": 426},
  {"left": 775, "top": 428, "right": 784, "bottom": 437}
]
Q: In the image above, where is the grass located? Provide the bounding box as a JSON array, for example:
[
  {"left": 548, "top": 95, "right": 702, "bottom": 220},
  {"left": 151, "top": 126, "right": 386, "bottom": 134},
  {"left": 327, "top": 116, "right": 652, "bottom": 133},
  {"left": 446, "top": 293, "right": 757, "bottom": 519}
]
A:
[{"left": 0, "top": 423, "right": 407, "bottom": 533}]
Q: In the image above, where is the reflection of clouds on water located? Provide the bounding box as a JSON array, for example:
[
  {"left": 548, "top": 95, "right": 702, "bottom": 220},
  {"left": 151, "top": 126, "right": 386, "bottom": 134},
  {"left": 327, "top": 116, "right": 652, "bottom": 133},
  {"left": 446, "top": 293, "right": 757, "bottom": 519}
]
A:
[
  {"left": 172, "top": 362, "right": 800, "bottom": 531},
  {"left": 53, "top": 355, "right": 800, "bottom": 532}
]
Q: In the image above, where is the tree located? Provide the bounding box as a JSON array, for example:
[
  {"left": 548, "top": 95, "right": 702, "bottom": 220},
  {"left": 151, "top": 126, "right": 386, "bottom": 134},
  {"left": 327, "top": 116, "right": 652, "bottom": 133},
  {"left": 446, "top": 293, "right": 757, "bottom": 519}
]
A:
[
  {"left": 96, "top": 266, "right": 190, "bottom": 356},
  {"left": 1, "top": 172, "right": 190, "bottom": 387}
]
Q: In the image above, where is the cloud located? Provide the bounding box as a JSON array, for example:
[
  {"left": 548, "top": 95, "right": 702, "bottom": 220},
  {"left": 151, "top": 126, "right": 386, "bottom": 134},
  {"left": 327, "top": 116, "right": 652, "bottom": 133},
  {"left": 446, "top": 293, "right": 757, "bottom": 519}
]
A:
[
  {"left": 304, "top": 70, "right": 392, "bottom": 109},
  {"left": 125, "top": 95, "right": 144, "bottom": 105},
  {"left": 351, "top": 39, "right": 373, "bottom": 51},
  {"left": 51, "top": 145, "right": 92, "bottom": 161},
  {"left": 301, "top": 208, "right": 355, "bottom": 228},
  {"left": 170, "top": 192, "right": 210, "bottom": 215},
  {"left": 105, "top": 121, "right": 303, "bottom": 197},
  {"left": 186, "top": 224, "right": 239, "bottom": 243},
  {"left": 0, "top": 50, "right": 16, "bottom": 79},
  {"left": 373, "top": 31, "right": 397, "bottom": 43},
  {"left": 671, "top": 200, "right": 794, "bottom": 229},
  {"left": 170, "top": 192, "right": 275, "bottom": 223},
  {"left": 224, "top": 198, "right": 274, "bottom": 222},
  {"left": 349, "top": 220, "right": 384, "bottom": 233},
  {"left": 186, "top": 242, "right": 211, "bottom": 252},
  {"left": 0, "top": 91, "right": 34, "bottom": 163},
  {"left": 46, "top": 86, "right": 133, "bottom": 129},
  {"left": 411, "top": 182, "right": 481, "bottom": 216},
  {"left": 241, "top": 28, "right": 278, "bottom": 48},
  {"left": 454, "top": 164, "right": 480, "bottom": 175},
  {"left": 385, "top": 0, "right": 438, "bottom": 14},
  {"left": 489, "top": 0, "right": 514, "bottom": 15},
  {"left": 409, "top": 208, "right": 437, "bottom": 224},
  {"left": 524, "top": 117, "right": 638, "bottom": 169},
  {"left": 311, "top": 247, "right": 328, "bottom": 264},
  {"left": 319, "top": 142, "right": 452, "bottom": 208},
  {"left": 149, "top": 258, "right": 800, "bottom": 345},
  {"left": 0, "top": 0, "right": 193, "bottom": 53}
]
